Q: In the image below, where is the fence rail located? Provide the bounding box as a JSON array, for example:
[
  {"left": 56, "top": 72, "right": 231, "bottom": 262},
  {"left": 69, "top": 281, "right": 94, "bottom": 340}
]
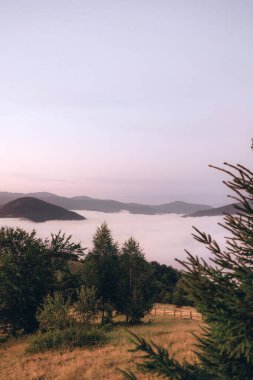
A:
[{"left": 150, "top": 307, "right": 202, "bottom": 321}]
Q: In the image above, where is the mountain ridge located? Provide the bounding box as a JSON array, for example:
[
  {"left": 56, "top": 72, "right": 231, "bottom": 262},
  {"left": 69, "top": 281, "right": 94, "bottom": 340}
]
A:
[
  {"left": 184, "top": 203, "right": 237, "bottom": 217},
  {"left": 0, "top": 191, "right": 212, "bottom": 215}
]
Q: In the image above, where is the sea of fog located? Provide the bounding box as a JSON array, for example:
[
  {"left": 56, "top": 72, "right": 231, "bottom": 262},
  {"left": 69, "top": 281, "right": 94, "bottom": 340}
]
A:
[{"left": 0, "top": 211, "right": 227, "bottom": 268}]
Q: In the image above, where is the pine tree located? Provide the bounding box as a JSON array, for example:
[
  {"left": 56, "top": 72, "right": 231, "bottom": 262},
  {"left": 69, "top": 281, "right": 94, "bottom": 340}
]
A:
[
  {"left": 118, "top": 237, "right": 154, "bottom": 323},
  {"left": 82, "top": 223, "right": 119, "bottom": 322},
  {"left": 121, "top": 162, "right": 253, "bottom": 380}
]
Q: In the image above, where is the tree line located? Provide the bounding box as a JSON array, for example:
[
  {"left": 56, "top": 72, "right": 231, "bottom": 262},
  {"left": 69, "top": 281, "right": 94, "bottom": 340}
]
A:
[{"left": 0, "top": 222, "right": 185, "bottom": 336}]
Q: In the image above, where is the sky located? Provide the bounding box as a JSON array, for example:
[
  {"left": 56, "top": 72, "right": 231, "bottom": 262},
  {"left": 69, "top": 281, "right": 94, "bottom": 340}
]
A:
[{"left": 0, "top": 0, "right": 252, "bottom": 206}]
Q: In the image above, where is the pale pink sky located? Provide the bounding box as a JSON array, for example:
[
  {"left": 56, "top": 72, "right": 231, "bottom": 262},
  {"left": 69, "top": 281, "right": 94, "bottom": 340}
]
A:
[{"left": 0, "top": 1, "right": 252, "bottom": 205}]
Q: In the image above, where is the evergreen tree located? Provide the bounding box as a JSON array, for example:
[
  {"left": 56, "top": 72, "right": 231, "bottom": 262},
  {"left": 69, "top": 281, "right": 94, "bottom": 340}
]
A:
[
  {"left": 172, "top": 277, "right": 193, "bottom": 307},
  {"left": 118, "top": 237, "right": 154, "bottom": 323},
  {"left": 82, "top": 223, "right": 119, "bottom": 322},
  {"left": 150, "top": 261, "right": 180, "bottom": 303},
  {"left": 122, "top": 162, "right": 253, "bottom": 379}
]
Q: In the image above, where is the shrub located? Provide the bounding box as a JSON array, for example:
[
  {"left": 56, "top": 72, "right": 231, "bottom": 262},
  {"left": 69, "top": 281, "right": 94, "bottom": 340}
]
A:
[
  {"left": 27, "top": 325, "right": 107, "bottom": 353},
  {"left": 36, "top": 292, "right": 73, "bottom": 332},
  {"left": 73, "top": 286, "right": 101, "bottom": 324}
]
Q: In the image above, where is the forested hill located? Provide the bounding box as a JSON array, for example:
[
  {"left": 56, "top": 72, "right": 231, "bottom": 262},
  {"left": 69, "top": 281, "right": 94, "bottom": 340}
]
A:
[
  {"left": 0, "top": 197, "right": 86, "bottom": 222},
  {"left": 0, "top": 192, "right": 212, "bottom": 215},
  {"left": 184, "top": 203, "right": 237, "bottom": 217}
]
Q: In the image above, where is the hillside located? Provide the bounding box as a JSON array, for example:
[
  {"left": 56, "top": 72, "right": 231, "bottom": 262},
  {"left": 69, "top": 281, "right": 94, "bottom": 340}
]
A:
[
  {"left": 184, "top": 203, "right": 237, "bottom": 217},
  {"left": 152, "top": 201, "right": 212, "bottom": 214},
  {"left": 0, "top": 197, "right": 86, "bottom": 222},
  {"left": 0, "top": 192, "right": 212, "bottom": 215}
]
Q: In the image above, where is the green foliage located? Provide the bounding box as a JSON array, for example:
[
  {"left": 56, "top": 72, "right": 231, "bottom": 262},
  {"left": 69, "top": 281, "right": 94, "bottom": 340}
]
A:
[
  {"left": 117, "top": 237, "right": 154, "bottom": 323},
  {"left": 27, "top": 325, "right": 107, "bottom": 353},
  {"left": 73, "top": 286, "right": 101, "bottom": 324},
  {"left": 81, "top": 223, "right": 120, "bottom": 321},
  {"left": 119, "top": 332, "right": 211, "bottom": 380},
  {"left": 102, "top": 302, "right": 114, "bottom": 325},
  {"left": 36, "top": 292, "right": 73, "bottom": 332},
  {"left": 172, "top": 277, "right": 193, "bottom": 307},
  {"left": 122, "top": 162, "right": 253, "bottom": 379},
  {"left": 0, "top": 227, "right": 84, "bottom": 334},
  {"left": 150, "top": 261, "right": 180, "bottom": 303}
]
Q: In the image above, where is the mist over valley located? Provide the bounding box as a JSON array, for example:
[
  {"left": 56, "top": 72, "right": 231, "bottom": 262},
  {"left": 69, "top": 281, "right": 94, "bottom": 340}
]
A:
[{"left": 0, "top": 210, "right": 225, "bottom": 268}]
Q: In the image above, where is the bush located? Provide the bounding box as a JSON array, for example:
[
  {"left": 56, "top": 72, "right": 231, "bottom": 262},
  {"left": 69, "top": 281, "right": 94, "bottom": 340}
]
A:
[
  {"left": 27, "top": 325, "right": 107, "bottom": 353},
  {"left": 73, "top": 286, "right": 101, "bottom": 324},
  {"left": 36, "top": 292, "right": 73, "bottom": 332}
]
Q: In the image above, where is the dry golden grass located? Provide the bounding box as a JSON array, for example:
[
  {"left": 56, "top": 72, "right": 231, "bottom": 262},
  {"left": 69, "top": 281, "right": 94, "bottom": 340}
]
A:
[{"left": 0, "top": 305, "right": 204, "bottom": 380}]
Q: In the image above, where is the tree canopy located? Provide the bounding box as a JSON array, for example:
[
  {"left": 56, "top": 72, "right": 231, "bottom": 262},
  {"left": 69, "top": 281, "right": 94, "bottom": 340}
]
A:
[{"left": 0, "top": 228, "right": 84, "bottom": 333}]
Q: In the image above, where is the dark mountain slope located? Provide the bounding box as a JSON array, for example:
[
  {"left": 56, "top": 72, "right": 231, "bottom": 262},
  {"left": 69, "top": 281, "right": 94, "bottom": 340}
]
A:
[
  {"left": 184, "top": 203, "right": 237, "bottom": 217},
  {"left": 152, "top": 201, "right": 212, "bottom": 214},
  {"left": 0, "top": 197, "right": 86, "bottom": 222}
]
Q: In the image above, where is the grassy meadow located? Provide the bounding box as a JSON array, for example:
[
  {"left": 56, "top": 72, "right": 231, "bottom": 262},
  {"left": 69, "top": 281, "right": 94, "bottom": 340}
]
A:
[{"left": 0, "top": 305, "right": 203, "bottom": 380}]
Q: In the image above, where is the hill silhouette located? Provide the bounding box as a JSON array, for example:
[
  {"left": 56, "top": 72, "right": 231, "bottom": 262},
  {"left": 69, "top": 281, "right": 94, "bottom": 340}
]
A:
[
  {"left": 0, "top": 197, "right": 86, "bottom": 222},
  {"left": 0, "top": 192, "right": 212, "bottom": 215},
  {"left": 184, "top": 203, "right": 237, "bottom": 217}
]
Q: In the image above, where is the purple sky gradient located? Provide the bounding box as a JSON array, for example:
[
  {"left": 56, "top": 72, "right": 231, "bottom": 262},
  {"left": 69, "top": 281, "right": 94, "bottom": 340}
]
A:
[{"left": 0, "top": 1, "right": 252, "bottom": 205}]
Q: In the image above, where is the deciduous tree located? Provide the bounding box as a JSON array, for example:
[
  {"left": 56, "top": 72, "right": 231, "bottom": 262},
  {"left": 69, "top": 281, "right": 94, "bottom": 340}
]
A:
[{"left": 0, "top": 228, "right": 84, "bottom": 333}]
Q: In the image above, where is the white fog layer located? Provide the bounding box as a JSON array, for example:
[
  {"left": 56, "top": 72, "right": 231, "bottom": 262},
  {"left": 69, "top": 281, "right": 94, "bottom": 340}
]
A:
[{"left": 0, "top": 211, "right": 226, "bottom": 268}]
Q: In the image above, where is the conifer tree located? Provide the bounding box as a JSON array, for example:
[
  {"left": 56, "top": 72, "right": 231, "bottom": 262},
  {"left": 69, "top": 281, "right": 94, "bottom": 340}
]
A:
[
  {"left": 122, "top": 161, "right": 253, "bottom": 380},
  {"left": 82, "top": 223, "right": 119, "bottom": 322},
  {"left": 118, "top": 237, "right": 154, "bottom": 323}
]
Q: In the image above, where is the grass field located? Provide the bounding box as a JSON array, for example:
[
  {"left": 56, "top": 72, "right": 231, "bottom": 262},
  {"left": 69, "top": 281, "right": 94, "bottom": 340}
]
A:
[{"left": 0, "top": 305, "right": 203, "bottom": 380}]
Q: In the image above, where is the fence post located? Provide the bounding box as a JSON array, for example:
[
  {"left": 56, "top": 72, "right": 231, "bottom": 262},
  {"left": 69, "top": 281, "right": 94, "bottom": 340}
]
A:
[{"left": 190, "top": 311, "right": 192, "bottom": 319}]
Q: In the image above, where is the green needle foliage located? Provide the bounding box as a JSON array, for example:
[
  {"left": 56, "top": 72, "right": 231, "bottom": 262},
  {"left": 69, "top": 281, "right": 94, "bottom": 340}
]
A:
[
  {"left": 121, "top": 162, "right": 253, "bottom": 380},
  {"left": 117, "top": 237, "right": 154, "bottom": 323},
  {"left": 119, "top": 332, "right": 210, "bottom": 380},
  {"left": 82, "top": 223, "right": 120, "bottom": 322}
]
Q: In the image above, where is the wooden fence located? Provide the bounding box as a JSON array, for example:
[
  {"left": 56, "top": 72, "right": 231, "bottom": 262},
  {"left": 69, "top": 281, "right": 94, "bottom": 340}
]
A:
[{"left": 150, "top": 307, "right": 202, "bottom": 321}]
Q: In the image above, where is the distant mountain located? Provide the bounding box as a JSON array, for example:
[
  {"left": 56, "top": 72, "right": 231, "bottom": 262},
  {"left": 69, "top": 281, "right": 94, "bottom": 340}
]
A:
[
  {"left": 0, "top": 192, "right": 213, "bottom": 215},
  {"left": 184, "top": 203, "right": 237, "bottom": 217},
  {"left": 151, "top": 201, "right": 212, "bottom": 214},
  {"left": 0, "top": 197, "right": 86, "bottom": 222}
]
